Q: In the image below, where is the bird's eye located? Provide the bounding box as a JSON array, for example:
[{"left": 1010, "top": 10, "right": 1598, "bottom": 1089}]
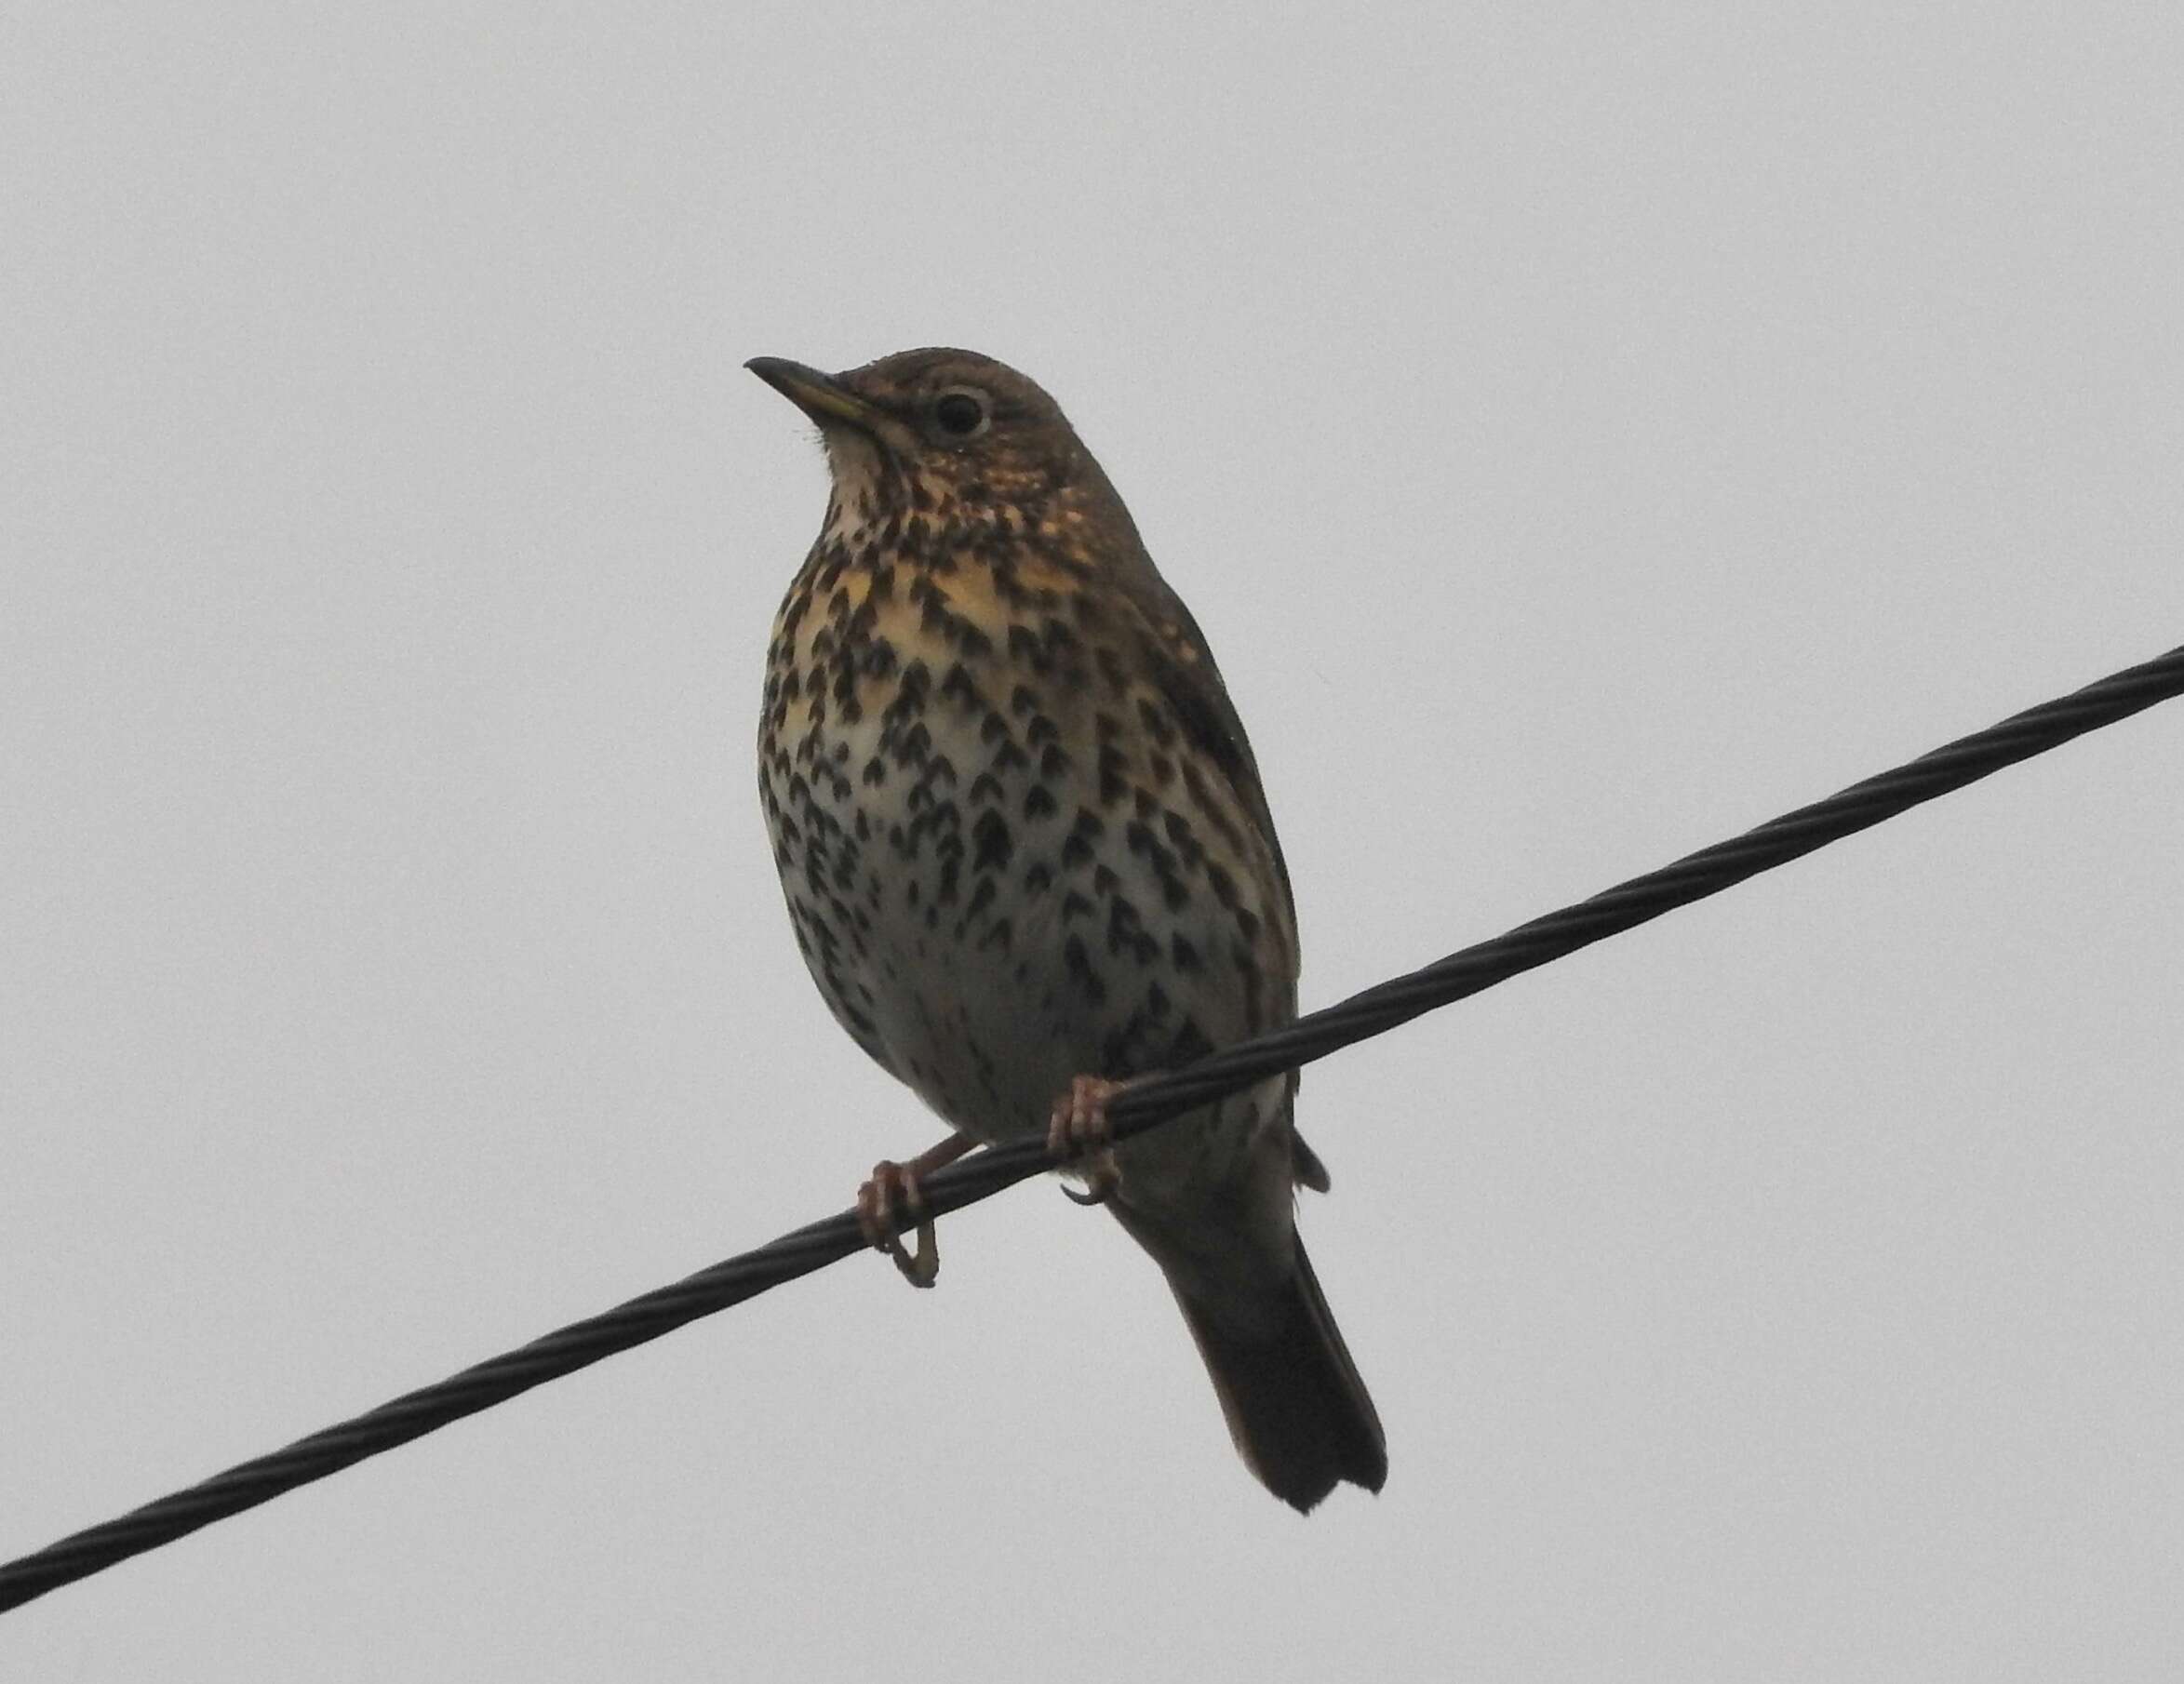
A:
[{"left": 931, "top": 389, "right": 989, "bottom": 439}]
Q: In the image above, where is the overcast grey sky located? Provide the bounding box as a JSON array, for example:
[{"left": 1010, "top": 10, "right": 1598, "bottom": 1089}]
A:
[{"left": 6, "top": 3, "right": 2182, "bottom": 1678}]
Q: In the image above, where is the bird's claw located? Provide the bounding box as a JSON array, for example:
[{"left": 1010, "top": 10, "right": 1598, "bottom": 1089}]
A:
[
  {"left": 1060, "top": 1169, "right": 1119, "bottom": 1207},
  {"left": 857, "top": 1159, "right": 940, "bottom": 1289},
  {"left": 1048, "top": 1076, "right": 1127, "bottom": 1207}
]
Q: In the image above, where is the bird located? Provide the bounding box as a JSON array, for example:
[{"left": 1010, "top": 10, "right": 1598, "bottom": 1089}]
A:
[{"left": 748, "top": 347, "right": 1386, "bottom": 1512}]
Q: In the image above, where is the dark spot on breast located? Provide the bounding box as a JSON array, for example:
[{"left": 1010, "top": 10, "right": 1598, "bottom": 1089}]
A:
[
  {"left": 891, "top": 722, "right": 931, "bottom": 768},
  {"left": 1170, "top": 1017, "right": 1213, "bottom": 1065},
  {"left": 972, "top": 809, "right": 1012, "bottom": 871},
  {"left": 1124, "top": 820, "right": 1176, "bottom": 875},
  {"left": 1105, "top": 895, "right": 1157, "bottom": 963},
  {"left": 1063, "top": 934, "right": 1105, "bottom": 1002},
  {"left": 1097, "top": 744, "right": 1129, "bottom": 808}
]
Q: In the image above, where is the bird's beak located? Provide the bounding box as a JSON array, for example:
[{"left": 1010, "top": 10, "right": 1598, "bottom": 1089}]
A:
[{"left": 745, "top": 357, "right": 886, "bottom": 433}]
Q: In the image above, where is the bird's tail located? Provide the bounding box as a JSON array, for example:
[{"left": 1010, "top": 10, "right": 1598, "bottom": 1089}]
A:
[{"left": 1169, "top": 1235, "right": 1387, "bottom": 1513}]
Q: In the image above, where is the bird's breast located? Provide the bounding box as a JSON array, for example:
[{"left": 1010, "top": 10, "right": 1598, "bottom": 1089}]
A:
[{"left": 758, "top": 544, "right": 1293, "bottom": 1166}]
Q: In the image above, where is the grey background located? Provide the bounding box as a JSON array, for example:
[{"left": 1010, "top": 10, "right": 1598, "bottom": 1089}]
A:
[{"left": 6, "top": 4, "right": 2182, "bottom": 1679}]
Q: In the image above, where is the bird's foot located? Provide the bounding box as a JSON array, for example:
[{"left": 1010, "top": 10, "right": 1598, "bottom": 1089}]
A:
[
  {"left": 1048, "top": 1075, "right": 1129, "bottom": 1207},
  {"left": 855, "top": 1136, "right": 972, "bottom": 1289}
]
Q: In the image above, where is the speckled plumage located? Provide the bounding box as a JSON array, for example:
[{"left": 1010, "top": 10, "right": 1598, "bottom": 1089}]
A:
[{"left": 751, "top": 348, "right": 1384, "bottom": 1510}]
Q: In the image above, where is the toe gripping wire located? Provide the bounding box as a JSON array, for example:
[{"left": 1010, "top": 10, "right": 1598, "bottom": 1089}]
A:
[{"left": 3, "top": 641, "right": 2180, "bottom": 1616}]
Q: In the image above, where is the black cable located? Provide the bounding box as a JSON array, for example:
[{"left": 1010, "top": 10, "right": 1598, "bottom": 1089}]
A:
[{"left": 3, "top": 642, "right": 2178, "bottom": 1614}]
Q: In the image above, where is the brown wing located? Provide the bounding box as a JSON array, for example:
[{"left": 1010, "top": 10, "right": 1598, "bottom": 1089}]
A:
[
  {"left": 1112, "top": 569, "right": 1326, "bottom": 1179},
  {"left": 1114, "top": 571, "right": 1295, "bottom": 931}
]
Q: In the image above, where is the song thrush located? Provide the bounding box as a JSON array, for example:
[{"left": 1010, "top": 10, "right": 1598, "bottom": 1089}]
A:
[{"left": 749, "top": 348, "right": 1386, "bottom": 1512}]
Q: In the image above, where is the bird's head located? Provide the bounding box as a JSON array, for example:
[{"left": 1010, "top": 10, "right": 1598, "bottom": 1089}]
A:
[{"left": 747, "top": 347, "right": 1098, "bottom": 536}]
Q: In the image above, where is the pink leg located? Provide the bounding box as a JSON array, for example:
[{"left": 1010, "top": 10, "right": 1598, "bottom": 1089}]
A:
[
  {"left": 1047, "top": 1075, "right": 1129, "bottom": 1207},
  {"left": 856, "top": 1134, "right": 973, "bottom": 1289}
]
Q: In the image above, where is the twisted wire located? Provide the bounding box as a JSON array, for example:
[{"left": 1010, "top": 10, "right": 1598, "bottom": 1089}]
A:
[{"left": 4, "top": 641, "right": 2178, "bottom": 1615}]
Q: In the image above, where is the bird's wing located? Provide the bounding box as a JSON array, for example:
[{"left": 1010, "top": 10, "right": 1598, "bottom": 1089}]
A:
[{"left": 1109, "top": 568, "right": 1298, "bottom": 951}]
